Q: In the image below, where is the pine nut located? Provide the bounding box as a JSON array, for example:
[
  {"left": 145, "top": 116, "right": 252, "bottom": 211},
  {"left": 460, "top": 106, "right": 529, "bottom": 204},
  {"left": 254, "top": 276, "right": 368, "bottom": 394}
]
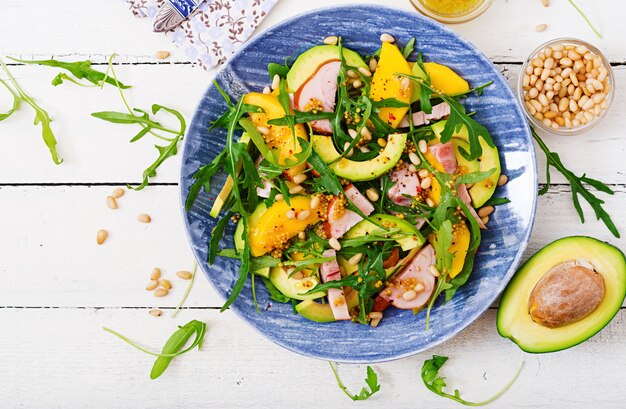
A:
[
  {"left": 428, "top": 264, "right": 440, "bottom": 277},
  {"left": 481, "top": 216, "right": 490, "bottom": 225},
  {"left": 347, "top": 128, "right": 358, "bottom": 139},
  {"left": 323, "top": 35, "right": 338, "bottom": 45},
  {"left": 478, "top": 206, "right": 494, "bottom": 217},
  {"left": 358, "top": 67, "right": 372, "bottom": 77},
  {"left": 149, "top": 309, "right": 162, "bottom": 317},
  {"left": 360, "top": 126, "right": 372, "bottom": 140},
  {"left": 271, "top": 74, "right": 280, "bottom": 90},
  {"left": 498, "top": 174, "right": 508, "bottom": 186},
  {"left": 329, "top": 237, "right": 341, "bottom": 251},
  {"left": 415, "top": 282, "right": 425, "bottom": 292},
  {"left": 347, "top": 69, "right": 358, "bottom": 79},
  {"left": 544, "top": 111, "right": 557, "bottom": 119},
  {"left": 366, "top": 188, "right": 380, "bottom": 202},
  {"left": 106, "top": 196, "right": 118, "bottom": 210},
  {"left": 353, "top": 79, "right": 362, "bottom": 89},
  {"left": 535, "top": 24, "right": 547, "bottom": 32},
  {"left": 286, "top": 209, "right": 295, "bottom": 219},
  {"left": 275, "top": 194, "right": 284, "bottom": 201},
  {"left": 155, "top": 50, "right": 170, "bottom": 60},
  {"left": 150, "top": 268, "right": 161, "bottom": 280},
  {"left": 257, "top": 125, "right": 270, "bottom": 135},
  {"left": 310, "top": 195, "right": 320, "bottom": 209},
  {"left": 420, "top": 177, "right": 432, "bottom": 189},
  {"left": 146, "top": 280, "right": 159, "bottom": 291},
  {"left": 292, "top": 173, "right": 307, "bottom": 184},
  {"left": 369, "top": 311, "right": 383, "bottom": 319},
  {"left": 380, "top": 33, "right": 395, "bottom": 43},
  {"left": 348, "top": 253, "right": 363, "bottom": 266},
  {"left": 560, "top": 57, "right": 573, "bottom": 67},
  {"left": 418, "top": 139, "right": 428, "bottom": 153},
  {"left": 263, "top": 86, "right": 271, "bottom": 95},
  {"left": 409, "top": 152, "right": 420, "bottom": 165},
  {"left": 297, "top": 210, "right": 311, "bottom": 220},
  {"left": 402, "top": 290, "right": 417, "bottom": 301},
  {"left": 538, "top": 93, "right": 549, "bottom": 107},
  {"left": 159, "top": 279, "right": 172, "bottom": 290},
  {"left": 558, "top": 97, "right": 569, "bottom": 112},
  {"left": 408, "top": 164, "right": 417, "bottom": 172},
  {"left": 298, "top": 231, "right": 306, "bottom": 240},
  {"left": 112, "top": 188, "right": 125, "bottom": 199},
  {"left": 177, "top": 271, "right": 192, "bottom": 280},
  {"left": 370, "top": 318, "right": 381, "bottom": 327},
  {"left": 529, "top": 88, "right": 539, "bottom": 98},
  {"left": 289, "top": 185, "right": 304, "bottom": 194},
  {"left": 425, "top": 198, "right": 435, "bottom": 207},
  {"left": 418, "top": 168, "right": 430, "bottom": 178},
  {"left": 137, "top": 213, "right": 151, "bottom": 223},
  {"left": 582, "top": 99, "right": 595, "bottom": 111},
  {"left": 400, "top": 77, "right": 410, "bottom": 92},
  {"left": 541, "top": 0, "right": 549, "bottom": 6},
  {"left": 369, "top": 58, "right": 378, "bottom": 72},
  {"left": 154, "top": 288, "right": 169, "bottom": 297},
  {"left": 360, "top": 146, "right": 371, "bottom": 153},
  {"left": 96, "top": 229, "right": 108, "bottom": 245},
  {"left": 343, "top": 142, "right": 354, "bottom": 156}
]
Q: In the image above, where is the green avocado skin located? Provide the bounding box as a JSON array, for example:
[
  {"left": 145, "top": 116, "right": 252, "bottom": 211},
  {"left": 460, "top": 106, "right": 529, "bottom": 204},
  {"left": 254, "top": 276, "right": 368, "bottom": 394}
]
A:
[{"left": 497, "top": 236, "right": 626, "bottom": 353}]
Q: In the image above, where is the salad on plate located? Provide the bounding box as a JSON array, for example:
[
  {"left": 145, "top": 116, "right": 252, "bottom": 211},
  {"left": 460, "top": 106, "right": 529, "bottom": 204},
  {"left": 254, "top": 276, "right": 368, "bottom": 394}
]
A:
[{"left": 187, "top": 35, "right": 503, "bottom": 328}]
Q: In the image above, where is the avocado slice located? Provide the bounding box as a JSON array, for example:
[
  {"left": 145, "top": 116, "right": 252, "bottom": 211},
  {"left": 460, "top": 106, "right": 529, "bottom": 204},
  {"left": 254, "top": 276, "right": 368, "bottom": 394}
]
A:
[
  {"left": 312, "top": 133, "right": 407, "bottom": 182},
  {"left": 234, "top": 203, "right": 270, "bottom": 278},
  {"left": 286, "top": 45, "right": 367, "bottom": 93},
  {"left": 296, "top": 290, "right": 360, "bottom": 323},
  {"left": 268, "top": 266, "right": 325, "bottom": 301},
  {"left": 339, "top": 214, "right": 424, "bottom": 276},
  {"left": 431, "top": 120, "right": 500, "bottom": 207},
  {"left": 209, "top": 133, "right": 251, "bottom": 218},
  {"left": 497, "top": 236, "right": 626, "bottom": 353}
]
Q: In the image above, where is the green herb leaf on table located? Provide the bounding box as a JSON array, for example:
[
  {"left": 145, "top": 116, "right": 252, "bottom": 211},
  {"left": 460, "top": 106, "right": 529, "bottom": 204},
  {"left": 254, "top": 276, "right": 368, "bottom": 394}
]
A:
[
  {"left": 330, "top": 362, "right": 381, "bottom": 401},
  {"left": 0, "top": 57, "right": 63, "bottom": 164},
  {"left": 531, "top": 126, "right": 619, "bottom": 237},
  {"left": 421, "top": 355, "right": 523, "bottom": 406},
  {"left": 0, "top": 79, "right": 20, "bottom": 121},
  {"left": 8, "top": 57, "right": 131, "bottom": 88},
  {"left": 102, "top": 320, "right": 207, "bottom": 380}
]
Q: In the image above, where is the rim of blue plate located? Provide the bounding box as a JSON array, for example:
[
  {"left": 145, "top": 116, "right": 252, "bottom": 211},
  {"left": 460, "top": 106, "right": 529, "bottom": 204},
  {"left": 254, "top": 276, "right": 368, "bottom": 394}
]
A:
[{"left": 179, "top": 3, "right": 538, "bottom": 363}]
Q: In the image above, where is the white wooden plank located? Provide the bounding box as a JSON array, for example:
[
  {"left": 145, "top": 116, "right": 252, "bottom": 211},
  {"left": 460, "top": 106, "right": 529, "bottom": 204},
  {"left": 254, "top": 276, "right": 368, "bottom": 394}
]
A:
[
  {"left": 1, "top": 63, "right": 625, "bottom": 184},
  {"left": 0, "top": 307, "right": 624, "bottom": 408},
  {"left": 2, "top": 1, "right": 625, "bottom": 63},
  {"left": 1, "top": 184, "right": 623, "bottom": 307}
]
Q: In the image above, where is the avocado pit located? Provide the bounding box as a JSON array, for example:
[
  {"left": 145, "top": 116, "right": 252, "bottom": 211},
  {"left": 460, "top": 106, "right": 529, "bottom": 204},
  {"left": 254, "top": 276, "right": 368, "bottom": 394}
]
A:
[{"left": 528, "top": 259, "right": 605, "bottom": 328}]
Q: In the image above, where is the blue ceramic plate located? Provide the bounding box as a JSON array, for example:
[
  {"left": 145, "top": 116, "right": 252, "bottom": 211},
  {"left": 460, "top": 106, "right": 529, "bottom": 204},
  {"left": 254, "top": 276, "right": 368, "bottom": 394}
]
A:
[{"left": 180, "top": 5, "right": 537, "bottom": 363}]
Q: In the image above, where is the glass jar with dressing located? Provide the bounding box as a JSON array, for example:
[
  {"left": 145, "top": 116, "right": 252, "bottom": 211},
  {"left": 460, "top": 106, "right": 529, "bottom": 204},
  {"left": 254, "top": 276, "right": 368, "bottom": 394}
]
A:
[{"left": 410, "top": 0, "right": 495, "bottom": 23}]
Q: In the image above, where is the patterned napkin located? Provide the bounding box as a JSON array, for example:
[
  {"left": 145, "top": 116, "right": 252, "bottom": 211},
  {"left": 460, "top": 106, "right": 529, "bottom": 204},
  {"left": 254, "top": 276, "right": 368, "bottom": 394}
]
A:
[{"left": 125, "top": 0, "right": 279, "bottom": 70}]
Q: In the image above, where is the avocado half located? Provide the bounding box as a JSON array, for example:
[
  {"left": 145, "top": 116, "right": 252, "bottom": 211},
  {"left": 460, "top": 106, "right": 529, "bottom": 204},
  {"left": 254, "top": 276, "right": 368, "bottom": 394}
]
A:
[{"left": 497, "top": 236, "right": 626, "bottom": 353}]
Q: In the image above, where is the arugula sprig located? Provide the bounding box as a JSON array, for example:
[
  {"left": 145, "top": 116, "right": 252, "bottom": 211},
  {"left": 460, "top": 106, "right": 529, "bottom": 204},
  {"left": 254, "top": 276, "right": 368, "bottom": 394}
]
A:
[
  {"left": 330, "top": 363, "right": 381, "bottom": 401},
  {"left": 103, "top": 320, "right": 207, "bottom": 380},
  {"left": 0, "top": 57, "right": 63, "bottom": 164},
  {"left": 8, "top": 57, "right": 131, "bottom": 88},
  {"left": 422, "top": 355, "right": 523, "bottom": 406},
  {"left": 531, "top": 126, "right": 619, "bottom": 237},
  {"left": 401, "top": 71, "right": 494, "bottom": 161}
]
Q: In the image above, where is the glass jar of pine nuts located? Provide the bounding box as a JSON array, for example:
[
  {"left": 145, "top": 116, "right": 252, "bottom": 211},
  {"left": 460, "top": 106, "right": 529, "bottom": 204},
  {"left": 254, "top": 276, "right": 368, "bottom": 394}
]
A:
[{"left": 518, "top": 38, "right": 614, "bottom": 135}]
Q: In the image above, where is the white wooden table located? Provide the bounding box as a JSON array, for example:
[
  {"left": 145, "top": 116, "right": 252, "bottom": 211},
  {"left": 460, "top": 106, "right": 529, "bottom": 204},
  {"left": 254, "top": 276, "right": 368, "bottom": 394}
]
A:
[{"left": 1, "top": 1, "right": 624, "bottom": 407}]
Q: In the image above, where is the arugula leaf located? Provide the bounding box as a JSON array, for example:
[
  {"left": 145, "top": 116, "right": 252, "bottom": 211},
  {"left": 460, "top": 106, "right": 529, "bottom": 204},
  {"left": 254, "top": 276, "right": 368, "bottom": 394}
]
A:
[
  {"left": 217, "top": 248, "right": 333, "bottom": 271},
  {"left": 268, "top": 62, "right": 290, "bottom": 80},
  {"left": 0, "top": 57, "right": 63, "bottom": 164},
  {"left": 456, "top": 168, "right": 496, "bottom": 186},
  {"left": 416, "top": 53, "right": 433, "bottom": 114},
  {"left": 401, "top": 72, "right": 494, "bottom": 161},
  {"left": 425, "top": 221, "right": 454, "bottom": 329},
  {"left": 186, "top": 150, "right": 228, "bottom": 211},
  {"left": 330, "top": 363, "right": 381, "bottom": 401},
  {"left": 482, "top": 196, "right": 510, "bottom": 207},
  {"left": 8, "top": 57, "right": 131, "bottom": 88},
  {"left": 134, "top": 133, "right": 181, "bottom": 191},
  {"left": 402, "top": 37, "right": 416, "bottom": 59},
  {"left": 422, "top": 355, "right": 523, "bottom": 406},
  {"left": 0, "top": 79, "right": 20, "bottom": 121},
  {"left": 267, "top": 110, "right": 335, "bottom": 126},
  {"left": 531, "top": 126, "right": 619, "bottom": 237},
  {"left": 103, "top": 320, "right": 206, "bottom": 380}
]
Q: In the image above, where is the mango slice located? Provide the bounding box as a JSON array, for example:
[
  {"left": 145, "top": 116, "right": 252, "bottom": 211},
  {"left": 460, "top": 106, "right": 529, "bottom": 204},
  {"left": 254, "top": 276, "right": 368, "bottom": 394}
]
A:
[
  {"left": 369, "top": 42, "right": 412, "bottom": 128},
  {"left": 410, "top": 62, "right": 470, "bottom": 102},
  {"left": 249, "top": 196, "right": 320, "bottom": 257},
  {"left": 449, "top": 221, "right": 470, "bottom": 278},
  {"left": 242, "top": 92, "right": 308, "bottom": 178}
]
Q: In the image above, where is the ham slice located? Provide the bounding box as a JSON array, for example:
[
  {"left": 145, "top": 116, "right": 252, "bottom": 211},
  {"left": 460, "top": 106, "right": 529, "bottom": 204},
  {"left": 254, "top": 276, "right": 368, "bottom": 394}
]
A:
[
  {"left": 325, "top": 184, "right": 374, "bottom": 239},
  {"left": 320, "top": 249, "right": 350, "bottom": 320},
  {"left": 429, "top": 142, "right": 457, "bottom": 174},
  {"left": 387, "top": 163, "right": 421, "bottom": 207},
  {"left": 398, "top": 102, "right": 451, "bottom": 128},
  {"left": 294, "top": 60, "right": 341, "bottom": 135},
  {"left": 379, "top": 244, "right": 437, "bottom": 310},
  {"left": 458, "top": 184, "right": 487, "bottom": 229}
]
